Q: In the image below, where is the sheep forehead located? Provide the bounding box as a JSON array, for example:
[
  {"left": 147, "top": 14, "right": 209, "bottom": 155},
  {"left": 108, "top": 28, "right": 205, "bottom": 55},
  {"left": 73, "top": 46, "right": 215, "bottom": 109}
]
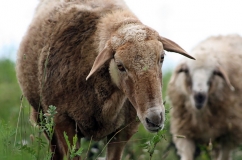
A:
[
  {"left": 117, "top": 42, "right": 162, "bottom": 73},
  {"left": 191, "top": 69, "right": 211, "bottom": 82},
  {"left": 120, "top": 24, "right": 147, "bottom": 41},
  {"left": 187, "top": 59, "right": 215, "bottom": 77},
  {"left": 190, "top": 69, "right": 212, "bottom": 92},
  {"left": 131, "top": 51, "right": 157, "bottom": 73},
  {"left": 111, "top": 24, "right": 147, "bottom": 49},
  {"left": 189, "top": 61, "right": 215, "bottom": 71},
  {"left": 186, "top": 53, "right": 218, "bottom": 70}
]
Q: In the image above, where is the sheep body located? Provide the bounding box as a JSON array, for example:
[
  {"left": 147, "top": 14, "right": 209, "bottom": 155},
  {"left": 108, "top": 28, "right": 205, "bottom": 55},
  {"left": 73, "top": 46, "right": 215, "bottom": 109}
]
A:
[
  {"left": 168, "top": 34, "right": 242, "bottom": 160},
  {"left": 16, "top": 0, "right": 193, "bottom": 159},
  {"left": 18, "top": 0, "right": 137, "bottom": 138}
]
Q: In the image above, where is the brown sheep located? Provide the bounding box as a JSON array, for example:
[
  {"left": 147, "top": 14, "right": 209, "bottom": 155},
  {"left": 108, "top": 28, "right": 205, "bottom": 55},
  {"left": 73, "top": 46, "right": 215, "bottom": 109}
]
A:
[
  {"left": 168, "top": 34, "right": 242, "bottom": 160},
  {"left": 16, "top": 0, "right": 194, "bottom": 159}
]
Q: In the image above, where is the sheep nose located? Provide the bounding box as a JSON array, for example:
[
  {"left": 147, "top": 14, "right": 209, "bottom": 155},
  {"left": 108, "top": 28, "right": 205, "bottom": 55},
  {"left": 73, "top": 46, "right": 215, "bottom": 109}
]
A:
[
  {"left": 194, "top": 92, "right": 206, "bottom": 109},
  {"left": 145, "top": 112, "right": 163, "bottom": 128}
]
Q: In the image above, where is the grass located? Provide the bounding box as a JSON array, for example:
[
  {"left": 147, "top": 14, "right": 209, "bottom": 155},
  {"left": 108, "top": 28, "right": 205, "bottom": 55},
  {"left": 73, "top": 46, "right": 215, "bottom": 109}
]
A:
[{"left": 1, "top": 58, "right": 242, "bottom": 160}]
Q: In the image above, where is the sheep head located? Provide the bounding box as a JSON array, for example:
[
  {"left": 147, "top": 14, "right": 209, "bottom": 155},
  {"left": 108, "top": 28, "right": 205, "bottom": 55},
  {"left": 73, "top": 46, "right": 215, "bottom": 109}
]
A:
[
  {"left": 170, "top": 56, "right": 234, "bottom": 110},
  {"left": 87, "top": 24, "right": 194, "bottom": 132}
]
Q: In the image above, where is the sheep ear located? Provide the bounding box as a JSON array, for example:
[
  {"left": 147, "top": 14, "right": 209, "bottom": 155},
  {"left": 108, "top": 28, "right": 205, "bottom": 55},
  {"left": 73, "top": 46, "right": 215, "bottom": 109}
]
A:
[
  {"left": 169, "top": 63, "right": 188, "bottom": 84},
  {"left": 159, "top": 36, "right": 195, "bottom": 60},
  {"left": 215, "top": 66, "right": 235, "bottom": 91},
  {"left": 86, "top": 41, "right": 113, "bottom": 80}
]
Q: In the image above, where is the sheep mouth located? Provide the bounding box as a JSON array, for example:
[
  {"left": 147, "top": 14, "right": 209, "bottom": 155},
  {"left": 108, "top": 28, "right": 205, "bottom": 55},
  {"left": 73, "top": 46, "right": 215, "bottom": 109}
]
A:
[
  {"left": 146, "top": 126, "right": 163, "bottom": 133},
  {"left": 195, "top": 103, "right": 204, "bottom": 110},
  {"left": 194, "top": 99, "right": 207, "bottom": 109}
]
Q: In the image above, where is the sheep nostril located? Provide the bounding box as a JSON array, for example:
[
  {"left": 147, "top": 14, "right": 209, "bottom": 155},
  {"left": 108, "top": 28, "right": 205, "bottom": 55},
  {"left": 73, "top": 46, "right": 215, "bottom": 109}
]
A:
[
  {"left": 146, "top": 117, "right": 156, "bottom": 127},
  {"left": 145, "top": 112, "right": 163, "bottom": 128},
  {"left": 194, "top": 92, "right": 207, "bottom": 109},
  {"left": 194, "top": 93, "right": 206, "bottom": 104}
]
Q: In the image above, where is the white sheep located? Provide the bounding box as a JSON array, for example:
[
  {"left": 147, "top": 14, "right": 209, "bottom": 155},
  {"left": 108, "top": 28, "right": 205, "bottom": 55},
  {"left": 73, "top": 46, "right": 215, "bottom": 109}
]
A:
[
  {"left": 168, "top": 34, "right": 242, "bottom": 160},
  {"left": 16, "top": 0, "right": 194, "bottom": 159}
]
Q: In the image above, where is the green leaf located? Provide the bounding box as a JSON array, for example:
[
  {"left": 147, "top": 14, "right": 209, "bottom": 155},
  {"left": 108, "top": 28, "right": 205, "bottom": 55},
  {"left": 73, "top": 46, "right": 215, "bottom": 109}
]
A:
[
  {"left": 20, "top": 144, "right": 37, "bottom": 158},
  {"left": 64, "top": 132, "right": 71, "bottom": 151},
  {"left": 75, "top": 148, "right": 83, "bottom": 156}
]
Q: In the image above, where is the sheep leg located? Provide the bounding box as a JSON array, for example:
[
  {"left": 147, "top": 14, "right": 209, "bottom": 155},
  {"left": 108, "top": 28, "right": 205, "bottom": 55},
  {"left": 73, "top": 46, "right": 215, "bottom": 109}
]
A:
[
  {"left": 50, "top": 120, "right": 81, "bottom": 160},
  {"left": 173, "top": 136, "right": 195, "bottom": 160},
  {"left": 215, "top": 147, "right": 232, "bottom": 160},
  {"left": 106, "top": 120, "right": 140, "bottom": 160}
]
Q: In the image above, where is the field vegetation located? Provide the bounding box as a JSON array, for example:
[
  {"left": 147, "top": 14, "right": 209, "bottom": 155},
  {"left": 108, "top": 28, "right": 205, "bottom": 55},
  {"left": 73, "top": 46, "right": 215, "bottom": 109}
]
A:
[{"left": 0, "top": 58, "right": 242, "bottom": 160}]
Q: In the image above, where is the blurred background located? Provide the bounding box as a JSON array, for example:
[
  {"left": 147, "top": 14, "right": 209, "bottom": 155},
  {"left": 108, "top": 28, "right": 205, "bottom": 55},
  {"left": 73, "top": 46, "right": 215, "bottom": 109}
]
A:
[
  {"left": 1, "top": 0, "right": 242, "bottom": 70},
  {"left": 0, "top": 0, "right": 242, "bottom": 159}
]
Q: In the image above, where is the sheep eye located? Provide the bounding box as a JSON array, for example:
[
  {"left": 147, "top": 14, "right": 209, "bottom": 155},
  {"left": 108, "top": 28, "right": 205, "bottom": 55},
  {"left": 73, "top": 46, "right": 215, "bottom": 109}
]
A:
[
  {"left": 178, "top": 68, "right": 188, "bottom": 73},
  {"left": 213, "top": 70, "right": 222, "bottom": 77},
  {"left": 207, "top": 78, "right": 212, "bottom": 86},
  {"left": 117, "top": 64, "right": 126, "bottom": 72},
  {"left": 160, "top": 55, "right": 165, "bottom": 63}
]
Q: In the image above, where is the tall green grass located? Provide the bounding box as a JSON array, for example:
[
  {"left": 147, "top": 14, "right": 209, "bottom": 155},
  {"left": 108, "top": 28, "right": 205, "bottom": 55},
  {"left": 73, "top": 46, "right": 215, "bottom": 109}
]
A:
[{"left": 0, "top": 59, "right": 48, "bottom": 159}]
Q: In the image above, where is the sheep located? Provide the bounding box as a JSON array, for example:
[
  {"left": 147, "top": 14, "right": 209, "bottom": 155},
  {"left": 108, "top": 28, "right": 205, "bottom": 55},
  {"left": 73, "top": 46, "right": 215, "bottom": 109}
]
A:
[
  {"left": 167, "top": 34, "right": 242, "bottom": 160},
  {"left": 16, "top": 0, "right": 194, "bottom": 159}
]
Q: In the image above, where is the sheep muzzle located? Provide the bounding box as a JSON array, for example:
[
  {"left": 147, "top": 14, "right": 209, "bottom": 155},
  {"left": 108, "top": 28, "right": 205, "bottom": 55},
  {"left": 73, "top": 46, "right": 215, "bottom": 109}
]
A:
[
  {"left": 193, "top": 92, "right": 207, "bottom": 110},
  {"left": 144, "top": 107, "right": 164, "bottom": 132}
]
